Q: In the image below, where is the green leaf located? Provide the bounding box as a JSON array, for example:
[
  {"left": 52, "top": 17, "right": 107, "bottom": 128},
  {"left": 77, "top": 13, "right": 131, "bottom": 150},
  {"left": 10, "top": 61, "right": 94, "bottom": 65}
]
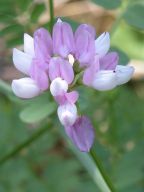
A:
[
  {"left": 123, "top": 3, "right": 144, "bottom": 29},
  {"left": 92, "top": 0, "right": 122, "bottom": 9},
  {"left": 20, "top": 98, "right": 56, "bottom": 123}
]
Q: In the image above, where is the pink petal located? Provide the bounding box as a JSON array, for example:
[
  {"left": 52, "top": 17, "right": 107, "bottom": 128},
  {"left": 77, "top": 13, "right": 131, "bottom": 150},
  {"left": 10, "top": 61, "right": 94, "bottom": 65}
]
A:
[
  {"left": 65, "top": 91, "right": 79, "bottom": 104},
  {"left": 83, "top": 56, "right": 100, "bottom": 86},
  {"left": 53, "top": 19, "right": 75, "bottom": 58},
  {"left": 30, "top": 59, "right": 49, "bottom": 91},
  {"left": 100, "top": 52, "right": 119, "bottom": 70}
]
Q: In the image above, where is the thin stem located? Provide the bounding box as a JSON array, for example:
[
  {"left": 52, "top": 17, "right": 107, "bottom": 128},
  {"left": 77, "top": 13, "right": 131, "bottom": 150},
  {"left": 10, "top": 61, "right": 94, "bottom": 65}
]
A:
[
  {"left": 0, "top": 123, "right": 52, "bottom": 165},
  {"left": 49, "top": 0, "right": 54, "bottom": 33},
  {"left": 89, "top": 148, "right": 116, "bottom": 192}
]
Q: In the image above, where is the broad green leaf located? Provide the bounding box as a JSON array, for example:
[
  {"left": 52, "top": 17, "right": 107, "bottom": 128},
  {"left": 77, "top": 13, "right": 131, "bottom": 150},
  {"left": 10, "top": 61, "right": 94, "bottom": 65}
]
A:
[
  {"left": 20, "top": 101, "right": 56, "bottom": 123},
  {"left": 123, "top": 3, "right": 144, "bottom": 29},
  {"left": 92, "top": 0, "right": 122, "bottom": 9}
]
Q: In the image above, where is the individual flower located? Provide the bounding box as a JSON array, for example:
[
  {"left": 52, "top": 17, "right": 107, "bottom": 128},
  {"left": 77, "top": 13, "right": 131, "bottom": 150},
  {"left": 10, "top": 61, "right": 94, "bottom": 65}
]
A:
[
  {"left": 83, "top": 32, "right": 134, "bottom": 90},
  {"left": 12, "top": 28, "right": 52, "bottom": 98}
]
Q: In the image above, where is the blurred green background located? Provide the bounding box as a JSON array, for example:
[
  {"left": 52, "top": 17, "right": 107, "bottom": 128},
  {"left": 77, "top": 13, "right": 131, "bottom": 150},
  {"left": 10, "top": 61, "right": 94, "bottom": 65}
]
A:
[{"left": 0, "top": 0, "right": 144, "bottom": 191}]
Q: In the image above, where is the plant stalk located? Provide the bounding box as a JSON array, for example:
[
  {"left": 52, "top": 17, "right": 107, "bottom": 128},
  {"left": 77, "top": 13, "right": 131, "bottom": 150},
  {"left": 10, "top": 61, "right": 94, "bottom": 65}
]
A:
[{"left": 49, "top": 0, "right": 54, "bottom": 33}]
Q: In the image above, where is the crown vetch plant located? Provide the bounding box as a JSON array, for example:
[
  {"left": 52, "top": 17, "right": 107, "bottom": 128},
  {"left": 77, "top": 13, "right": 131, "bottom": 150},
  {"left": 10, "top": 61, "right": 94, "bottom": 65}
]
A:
[{"left": 11, "top": 19, "right": 134, "bottom": 152}]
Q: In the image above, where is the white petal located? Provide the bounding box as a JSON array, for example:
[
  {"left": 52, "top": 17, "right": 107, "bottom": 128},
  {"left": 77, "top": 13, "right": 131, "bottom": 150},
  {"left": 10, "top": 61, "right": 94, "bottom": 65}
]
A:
[
  {"left": 92, "top": 70, "right": 117, "bottom": 91},
  {"left": 116, "top": 65, "right": 134, "bottom": 85},
  {"left": 50, "top": 77, "right": 68, "bottom": 96},
  {"left": 13, "top": 48, "right": 33, "bottom": 75},
  {"left": 24, "top": 33, "right": 35, "bottom": 57},
  {"left": 12, "top": 78, "right": 41, "bottom": 99},
  {"left": 68, "top": 54, "right": 75, "bottom": 66},
  {"left": 57, "top": 103, "right": 77, "bottom": 127},
  {"left": 95, "top": 32, "right": 110, "bottom": 58}
]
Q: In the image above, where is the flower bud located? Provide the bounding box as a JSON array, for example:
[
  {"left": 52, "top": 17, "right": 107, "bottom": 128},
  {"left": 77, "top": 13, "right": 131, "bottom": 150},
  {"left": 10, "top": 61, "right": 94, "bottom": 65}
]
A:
[
  {"left": 65, "top": 116, "right": 95, "bottom": 152},
  {"left": 57, "top": 103, "right": 77, "bottom": 127},
  {"left": 50, "top": 77, "right": 68, "bottom": 96},
  {"left": 11, "top": 78, "right": 41, "bottom": 99}
]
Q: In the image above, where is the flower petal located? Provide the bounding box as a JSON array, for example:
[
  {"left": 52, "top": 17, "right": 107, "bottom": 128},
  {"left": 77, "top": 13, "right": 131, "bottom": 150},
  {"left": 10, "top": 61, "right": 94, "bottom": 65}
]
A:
[
  {"left": 57, "top": 103, "right": 77, "bottom": 127},
  {"left": 34, "top": 28, "right": 52, "bottom": 69},
  {"left": 95, "top": 32, "right": 110, "bottom": 58},
  {"left": 13, "top": 48, "right": 32, "bottom": 75},
  {"left": 65, "top": 116, "right": 95, "bottom": 152},
  {"left": 24, "top": 33, "right": 35, "bottom": 57},
  {"left": 75, "top": 29, "right": 95, "bottom": 67},
  {"left": 83, "top": 56, "right": 100, "bottom": 86},
  {"left": 75, "top": 24, "right": 96, "bottom": 39},
  {"left": 50, "top": 77, "right": 68, "bottom": 96},
  {"left": 30, "top": 60, "right": 49, "bottom": 91},
  {"left": 115, "top": 65, "right": 134, "bottom": 85},
  {"left": 53, "top": 19, "right": 75, "bottom": 58},
  {"left": 100, "top": 52, "right": 119, "bottom": 70},
  {"left": 65, "top": 91, "right": 79, "bottom": 104},
  {"left": 92, "top": 70, "right": 117, "bottom": 91},
  {"left": 11, "top": 77, "right": 41, "bottom": 99},
  {"left": 49, "top": 57, "right": 74, "bottom": 84}
]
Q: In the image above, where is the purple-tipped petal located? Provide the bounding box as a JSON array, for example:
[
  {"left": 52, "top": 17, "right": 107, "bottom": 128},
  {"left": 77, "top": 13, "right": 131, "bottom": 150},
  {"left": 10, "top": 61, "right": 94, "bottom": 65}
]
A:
[
  {"left": 12, "top": 78, "right": 41, "bottom": 99},
  {"left": 65, "top": 91, "right": 79, "bottom": 104},
  {"left": 100, "top": 52, "right": 119, "bottom": 70},
  {"left": 95, "top": 32, "right": 110, "bottom": 58},
  {"left": 75, "top": 29, "right": 95, "bottom": 67},
  {"left": 34, "top": 28, "right": 52, "bottom": 69},
  {"left": 75, "top": 24, "right": 96, "bottom": 39},
  {"left": 83, "top": 56, "right": 100, "bottom": 86},
  {"left": 53, "top": 19, "right": 75, "bottom": 58},
  {"left": 65, "top": 116, "right": 95, "bottom": 152},
  {"left": 30, "top": 59, "right": 49, "bottom": 91},
  {"left": 57, "top": 103, "right": 77, "bottom": 127},
  {"left": 49, "top": 57, "right": 74, "bottom": 84}
]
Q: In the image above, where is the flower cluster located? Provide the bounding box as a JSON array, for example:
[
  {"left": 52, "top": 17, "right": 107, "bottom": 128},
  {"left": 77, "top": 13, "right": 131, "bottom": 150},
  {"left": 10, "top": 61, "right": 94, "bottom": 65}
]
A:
[{"left": 12, "top": 19, "right": 134, "bottom": 152}]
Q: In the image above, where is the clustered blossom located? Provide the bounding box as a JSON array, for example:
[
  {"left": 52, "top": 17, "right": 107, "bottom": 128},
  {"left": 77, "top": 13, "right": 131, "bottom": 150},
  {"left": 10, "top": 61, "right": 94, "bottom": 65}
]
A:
[{"left": 12, "top": 19, "right": 134, "bottom": 152}]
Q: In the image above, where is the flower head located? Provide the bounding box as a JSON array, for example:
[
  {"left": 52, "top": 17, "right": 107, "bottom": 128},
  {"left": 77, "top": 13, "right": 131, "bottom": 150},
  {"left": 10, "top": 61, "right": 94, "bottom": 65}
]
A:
[{"left": 12, "top": 19, "right": 134, "bottom": 152}]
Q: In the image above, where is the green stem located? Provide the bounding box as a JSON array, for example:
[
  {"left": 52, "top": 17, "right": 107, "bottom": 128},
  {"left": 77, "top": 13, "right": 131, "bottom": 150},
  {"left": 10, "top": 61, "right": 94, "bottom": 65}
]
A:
[
  {"left": 0, "top": 124, "right": 51, "bottom": 165},
  {"left": 90, "top": 149, "right": 116, "bottom": 192},
  {"left": 49, "top": 0, "right": 54, "bottom": 33}
]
